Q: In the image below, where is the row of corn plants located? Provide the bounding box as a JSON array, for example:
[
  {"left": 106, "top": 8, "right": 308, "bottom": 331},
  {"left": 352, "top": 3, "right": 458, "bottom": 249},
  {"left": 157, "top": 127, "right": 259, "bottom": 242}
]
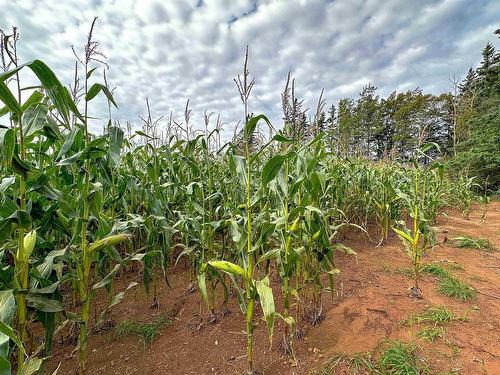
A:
[{"left": 0, "top": 28, "right": 479, "bottom": 375}]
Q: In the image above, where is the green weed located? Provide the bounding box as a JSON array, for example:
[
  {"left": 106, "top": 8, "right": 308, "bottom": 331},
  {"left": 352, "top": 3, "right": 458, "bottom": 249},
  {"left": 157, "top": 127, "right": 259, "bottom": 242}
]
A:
[
  {"left": 453, "top": 236, "right": 494, "bottom": 251},
  {"left": 411, "top": 306, "right": 455, "bottom": 325},
  {"left": 115, "top": 315, "right": 171, "bottom": 344},
  {"left": 422, "top": 264, "right": 451, "bottom": 278},
  {"left": 438, "top": 277, "right": 476, "bottom": 301},
  {"left": 418, "top": 326, "right": 445, "bottom": 342},
  {"left": 378, "top": 341, "right": 426, "bottom": 375}
]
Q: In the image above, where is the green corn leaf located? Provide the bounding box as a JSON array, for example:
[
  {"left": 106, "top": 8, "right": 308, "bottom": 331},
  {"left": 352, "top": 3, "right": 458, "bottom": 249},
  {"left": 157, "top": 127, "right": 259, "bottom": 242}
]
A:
[
  {"left": 86, "top": 83, "right": 118, "bottom": 108},
  {"left": 244, "top": 114, "right": 271, "bottom": 141},
  {"left": 0, "top": 127, "right": 15, "bottom": 167},
  {"left": 93, "top": 264, "right": 121, "bottom": 290},
  {"left": 0, "top": 81, "right": 21, "bottom": 115},
  {"left": 25, "top": 294, "right": 63, "bottom": 313},
  {"left": 109, "top": 126, "right": 124, "bottom": 166},
  {"left": 261, "top": 155, "right": 286, "bottom": 186},
  {"left": 0, "top": 290, "right": 16, "bottom": 366}
]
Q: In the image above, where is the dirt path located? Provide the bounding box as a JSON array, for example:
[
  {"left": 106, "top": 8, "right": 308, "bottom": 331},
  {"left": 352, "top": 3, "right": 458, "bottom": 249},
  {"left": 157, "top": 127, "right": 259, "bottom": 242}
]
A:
[{"left": 46, "top": 202, "right": 500, "bottom": 374}]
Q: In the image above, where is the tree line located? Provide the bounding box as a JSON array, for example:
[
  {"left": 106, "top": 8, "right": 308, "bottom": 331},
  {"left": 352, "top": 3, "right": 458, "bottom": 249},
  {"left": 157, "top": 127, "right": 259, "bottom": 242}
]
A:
[{"left": 279, "top": 32, "right": 499, "bottom": 190}]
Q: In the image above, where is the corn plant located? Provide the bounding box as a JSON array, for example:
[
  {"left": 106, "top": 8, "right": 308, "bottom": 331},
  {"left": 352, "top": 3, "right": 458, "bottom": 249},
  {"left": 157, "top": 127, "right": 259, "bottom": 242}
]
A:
[
  {"left": 393, "top": 152, "right": 438, "bottom": 298},
  {"left": 208, "top": 115, "right": 276, "bottom": 373}
]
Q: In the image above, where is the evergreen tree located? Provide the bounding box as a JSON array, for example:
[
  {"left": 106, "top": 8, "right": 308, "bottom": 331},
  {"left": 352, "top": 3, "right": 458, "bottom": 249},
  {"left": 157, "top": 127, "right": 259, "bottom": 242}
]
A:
[
  {"left": 356, "top": 84, "right": 379, "bottom": 158},
  {"left": 477, "top": 42, "right": 500, "bottom": 97},
  {"left": 337, "top": 98, "right": 356, "bottom": 157},
  {"left": 376, "top": 92, "right": 397, "bottom": 159}
]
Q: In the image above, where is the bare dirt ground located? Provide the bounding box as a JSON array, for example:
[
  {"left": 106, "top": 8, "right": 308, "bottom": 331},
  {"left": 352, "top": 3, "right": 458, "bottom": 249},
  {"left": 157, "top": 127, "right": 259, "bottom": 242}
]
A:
[{"left": 46, "top": 202, "right": 500, "bottom": 374}]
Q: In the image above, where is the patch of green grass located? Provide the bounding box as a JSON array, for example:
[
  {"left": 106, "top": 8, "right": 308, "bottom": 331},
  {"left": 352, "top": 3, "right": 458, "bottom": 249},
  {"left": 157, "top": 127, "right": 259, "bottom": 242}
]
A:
[
  {"left": 438, "top": 276, "right": 476, "bottom": 301},
  {"left": 422, "top": 264, "right": 451, "bottom": 278},
  {"left": 411, "top": 306, "right": 455, "bottom": 326},
  {"left": 114, "top": 315, "right": 171, "bottom": 344},
  {"left": 378, "top": 340, "right": 426, "bottom": 375},
  {"left": 418, "top": 326, "right": 445, "bottom": 342},
  {"left": 452, "top": 236, "right": 494, "bottom": 251},
  {"left": 421, "top": 262, "right": 476, "bottom": 302}
]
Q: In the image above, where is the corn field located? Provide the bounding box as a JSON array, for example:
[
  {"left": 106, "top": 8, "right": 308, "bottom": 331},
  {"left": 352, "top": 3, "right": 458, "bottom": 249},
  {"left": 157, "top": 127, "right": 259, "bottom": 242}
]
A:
[{"left": 0, "top": 20, "right": 488, "bottom": 375}]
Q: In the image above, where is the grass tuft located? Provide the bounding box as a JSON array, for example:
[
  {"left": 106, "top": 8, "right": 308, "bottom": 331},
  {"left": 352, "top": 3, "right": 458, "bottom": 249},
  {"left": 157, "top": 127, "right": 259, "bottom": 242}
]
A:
[
  {"left": 422, "top": 262, "right": 476, "bottom": 302},
  {"left": 411, "top": 306, "right": 454, "bottom": 325},
  {"left": 418, "top": 326, "right": 445, "bottom": 342},
  {"left": 452, "top": 236, "right": 494, "bottom": 251},
  {"left": 438, "top": 276, "right": 476, "bottom": 301},
  {"left": 422, "top": 264, "right": 450, "bottom": 278},
  {"left": 114, "top": 315, "right": 171, "bottom": 344},
  {"left": 378, "top": 340, "right": 426, "bottom": 375}
]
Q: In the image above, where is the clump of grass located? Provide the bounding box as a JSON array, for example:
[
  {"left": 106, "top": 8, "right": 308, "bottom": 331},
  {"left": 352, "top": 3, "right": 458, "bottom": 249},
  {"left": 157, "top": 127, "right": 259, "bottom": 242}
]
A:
[
  {"left": 438, "top": 276, "right": 476, "bottom": 301},
  {"left": 422, "top": 264, "right": 450, "bottom": 278},
  {"left": 452, "top": 236, "right": 494, "bottom": 251},
  {"left": 313, "top": 352, "right": 377, "bottom": 375},
  {"left": 421, "top": 262, "right": 476, "bottom": 302},
  {"left": 378, "top": 340, "right": 426, "bottom": 375},
  {"left": 114, "top": 315, "right": 171, "bottom": 344},
  {"left": 418, "top": 326, "right": 445, "bottom": 342},
  {"left": 411, "top": 306, "right": 455, "bottom": 325}
]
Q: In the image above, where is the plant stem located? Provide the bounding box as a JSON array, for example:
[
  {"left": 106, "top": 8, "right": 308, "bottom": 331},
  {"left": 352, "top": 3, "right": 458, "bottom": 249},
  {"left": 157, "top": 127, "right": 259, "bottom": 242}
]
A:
[
  {"left": 78, "top": 59, "right": 91, "bottom": 375},
  {"left": 245, "top": 132, "right": 254, "bottom": 373}
]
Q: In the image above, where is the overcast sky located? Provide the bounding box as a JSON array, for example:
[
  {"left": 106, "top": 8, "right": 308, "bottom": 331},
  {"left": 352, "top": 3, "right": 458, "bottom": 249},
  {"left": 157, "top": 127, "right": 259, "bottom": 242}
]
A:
[{"left": 1, "top": 0, "right": 499, "bottom": 139}]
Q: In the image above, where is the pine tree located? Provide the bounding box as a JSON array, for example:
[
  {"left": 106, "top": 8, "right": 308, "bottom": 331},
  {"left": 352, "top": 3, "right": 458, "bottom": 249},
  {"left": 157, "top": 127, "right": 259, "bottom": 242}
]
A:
[
  {"left": 477, "top": 42, "right": 500, "bottom": 97},
  {"left": 459, "top": 68, "right": 477, "bottom": 95}
]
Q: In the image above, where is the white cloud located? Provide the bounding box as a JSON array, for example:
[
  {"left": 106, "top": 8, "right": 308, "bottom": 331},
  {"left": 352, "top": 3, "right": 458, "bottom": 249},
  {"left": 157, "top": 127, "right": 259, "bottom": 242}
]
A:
[{"left": 1, "top": 0, "right": 498, "bottom": 140}]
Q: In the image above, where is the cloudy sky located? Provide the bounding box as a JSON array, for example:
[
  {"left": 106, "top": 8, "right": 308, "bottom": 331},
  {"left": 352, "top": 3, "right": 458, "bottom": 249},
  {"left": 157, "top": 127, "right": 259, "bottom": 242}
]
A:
[{"left": 1, "top": 0, "right": 499, "bottom": 139}]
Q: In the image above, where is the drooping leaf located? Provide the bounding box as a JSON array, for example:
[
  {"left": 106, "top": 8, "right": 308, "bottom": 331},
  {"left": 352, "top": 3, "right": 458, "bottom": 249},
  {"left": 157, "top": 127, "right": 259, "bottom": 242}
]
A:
[
  {"left": 0, "top": 81, "right": 21, "bottom": 115},
  {"left": 261, "top": 155, "right": 286, "bottom": 186},
  {"left": 109, "top": 126, "right": 124, "bottom": 166},
  {"left": 244, "top": 114, "right": 271, "bottom": 141},
  {"left": 0, "top": 127, "right": 14, "bottom": 167},
  {"left": 255, "top": 277, "right": 275, "bottom": 346},
  {"left": 85, "top": 83, "right": 118, "bottom": 108}
]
